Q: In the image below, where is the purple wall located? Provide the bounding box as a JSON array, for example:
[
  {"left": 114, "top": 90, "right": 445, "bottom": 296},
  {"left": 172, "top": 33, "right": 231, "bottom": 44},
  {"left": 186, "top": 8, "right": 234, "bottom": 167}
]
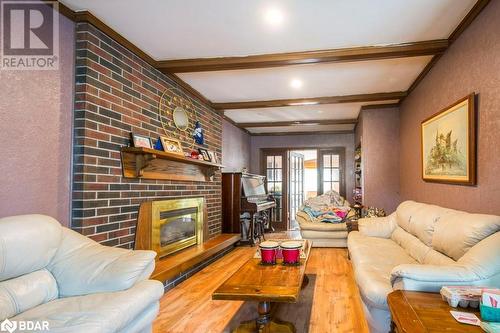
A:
[
  {"left": 222, "top": 119, "right": 251, "bottom": 171},
  {"left": 0, "top": 13, "right": 75, "bottom": 225},
  {"left": 358, "top": 107, "right": 400, "bottom": 213},
  {"left": 399, "top": 0, "right": 500, "bottom": 214},
  {"left": 250, "top": 133, "right": 355, "bottom": 201}
]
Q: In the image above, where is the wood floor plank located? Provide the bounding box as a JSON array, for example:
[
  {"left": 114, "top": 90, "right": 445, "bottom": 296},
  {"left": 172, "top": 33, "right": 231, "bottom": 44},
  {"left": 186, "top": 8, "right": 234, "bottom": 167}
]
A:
[{"left": 153, "top": 246, "right": 368, "bottom": 333}]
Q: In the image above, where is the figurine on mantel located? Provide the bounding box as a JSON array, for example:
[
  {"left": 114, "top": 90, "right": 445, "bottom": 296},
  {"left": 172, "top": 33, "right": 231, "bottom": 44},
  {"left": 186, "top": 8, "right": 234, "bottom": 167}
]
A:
[{"left": 193, "top": 121, "right": 204, "bottom": 145}]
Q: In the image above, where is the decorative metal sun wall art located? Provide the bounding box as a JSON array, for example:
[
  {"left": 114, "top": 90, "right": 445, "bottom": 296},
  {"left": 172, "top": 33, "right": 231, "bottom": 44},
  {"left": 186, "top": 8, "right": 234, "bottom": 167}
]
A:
[{"left": 158, "top": 87, "right": 198, "bottom": 149}]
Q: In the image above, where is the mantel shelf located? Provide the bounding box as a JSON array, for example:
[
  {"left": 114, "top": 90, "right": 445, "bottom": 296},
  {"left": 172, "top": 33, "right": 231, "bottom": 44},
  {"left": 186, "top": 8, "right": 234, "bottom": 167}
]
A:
[{"left": 121, "top": 147, "right": 223, "bottom": 182}]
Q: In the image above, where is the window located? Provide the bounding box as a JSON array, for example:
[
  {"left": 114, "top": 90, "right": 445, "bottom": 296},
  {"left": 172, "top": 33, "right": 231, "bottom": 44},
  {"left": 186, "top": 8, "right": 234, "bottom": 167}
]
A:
[{"left": 319, "top": 148, "right": 345, "bottom": 197}]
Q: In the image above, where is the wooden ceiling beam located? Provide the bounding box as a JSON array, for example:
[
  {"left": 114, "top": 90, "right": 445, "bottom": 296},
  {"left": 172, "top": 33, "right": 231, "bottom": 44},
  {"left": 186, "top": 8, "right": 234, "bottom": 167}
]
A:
[
  {"left": 238, "top": 119, "right": 357, "bottom": 128},
  {"left": 213, "top": 91, "right": 406, "bottom": 110},
  {"left": 156, "top": 40, "right": 448, "bottom": 73},
  {"left": 360, "top": 102, "right": 400, "bottom": 110},
  {"left": 250, "top": 130, "right": 354, "bottom": 137}
]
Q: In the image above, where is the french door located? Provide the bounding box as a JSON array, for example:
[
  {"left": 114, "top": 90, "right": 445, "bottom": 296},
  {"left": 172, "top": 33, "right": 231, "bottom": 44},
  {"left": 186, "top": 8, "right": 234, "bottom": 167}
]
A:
[
  {"left": 261, "top": 149, "right": 288, "bottom": 231},
  {"left": 261, "top": 147, "right": 346, "bottom": 230},
  {"left": 288, "top": 152, "right": 304, "bottom": 223},
  {"left": 318, "top": 148, "right": 346, "bottom": 197}
]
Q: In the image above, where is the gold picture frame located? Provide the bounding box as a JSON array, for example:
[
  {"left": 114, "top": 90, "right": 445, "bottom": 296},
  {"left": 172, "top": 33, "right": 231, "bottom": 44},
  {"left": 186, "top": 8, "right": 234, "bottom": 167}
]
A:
[
  {"left": 421, "top": 94, "right": 476, "bottom": 185},
  {"left": 160, "top": 136, "right": 184, "bottom": 156}
]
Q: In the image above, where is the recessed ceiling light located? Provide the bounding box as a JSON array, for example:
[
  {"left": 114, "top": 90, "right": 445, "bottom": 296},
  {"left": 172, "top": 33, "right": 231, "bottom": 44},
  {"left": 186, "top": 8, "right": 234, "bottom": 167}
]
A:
[
  {"left": 264, "top": 7, "right": 284, "bottom": 26},
  {"left": 290, "top": 79, "right": 303, "bottom": 89}
]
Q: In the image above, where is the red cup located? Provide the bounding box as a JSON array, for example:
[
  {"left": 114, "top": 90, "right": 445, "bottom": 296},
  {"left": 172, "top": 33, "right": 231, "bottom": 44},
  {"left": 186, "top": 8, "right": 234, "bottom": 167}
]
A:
[
  {"left": 259, "top": 241, "right": 279, "bottom": 265},
  {"left": 281, "top": 241, "right": 302, "bottom": 265}
]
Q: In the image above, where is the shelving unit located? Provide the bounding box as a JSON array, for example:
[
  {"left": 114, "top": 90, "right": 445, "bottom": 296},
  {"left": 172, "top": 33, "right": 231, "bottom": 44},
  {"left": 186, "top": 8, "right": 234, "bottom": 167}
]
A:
[
  {"left": 121, "top": 147, "right": 223, "bottom": 182},
  {"left": 354, "top": 145, "right": 363, "bottom": 204}
]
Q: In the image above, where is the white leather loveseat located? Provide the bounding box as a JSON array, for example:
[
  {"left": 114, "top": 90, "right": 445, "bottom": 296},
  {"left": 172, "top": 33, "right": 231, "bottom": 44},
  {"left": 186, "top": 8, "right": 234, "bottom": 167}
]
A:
[
  {"left": 347, "top": 201, "right": 500, "bottom": 333},
  {"left": 0, "top": 215, "right": 164, "bottom": 333}
]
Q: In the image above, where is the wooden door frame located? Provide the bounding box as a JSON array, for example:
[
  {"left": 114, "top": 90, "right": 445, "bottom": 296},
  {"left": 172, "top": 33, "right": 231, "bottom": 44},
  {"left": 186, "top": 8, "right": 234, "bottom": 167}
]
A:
[
  {"left": 260, "top": 148, "right": 289, "bottom": 231},
  {"left": 288, "top": 151, "right": 305, "bottom": 225},
  {"left": 260, "top": 146, "right": 347, "bottom": 230},
  {"left": 318, "top": 147, "right": 346, "bottom": 198}
]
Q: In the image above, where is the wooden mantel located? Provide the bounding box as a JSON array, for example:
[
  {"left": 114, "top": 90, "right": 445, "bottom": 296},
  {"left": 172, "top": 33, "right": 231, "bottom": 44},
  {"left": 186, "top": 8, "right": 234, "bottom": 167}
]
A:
[{"left": 121, "top": 147, "right": 223, "bottom": 182}]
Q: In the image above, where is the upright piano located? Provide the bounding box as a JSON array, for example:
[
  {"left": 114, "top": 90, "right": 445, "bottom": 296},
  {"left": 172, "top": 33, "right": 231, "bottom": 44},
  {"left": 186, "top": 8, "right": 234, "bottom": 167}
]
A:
[{"left": 222, "top": 172, "right": 276, "bottom": 245}]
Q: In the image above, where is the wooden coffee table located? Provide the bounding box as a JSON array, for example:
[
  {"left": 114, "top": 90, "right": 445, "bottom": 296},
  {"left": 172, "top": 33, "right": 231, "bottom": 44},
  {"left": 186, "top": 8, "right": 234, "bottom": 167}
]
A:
[
  {"left": 388, "top": 290, "right": 482, "bottom": 333},
  {"left": 212, "top": 240, "right": 312, "bottom": 333}
]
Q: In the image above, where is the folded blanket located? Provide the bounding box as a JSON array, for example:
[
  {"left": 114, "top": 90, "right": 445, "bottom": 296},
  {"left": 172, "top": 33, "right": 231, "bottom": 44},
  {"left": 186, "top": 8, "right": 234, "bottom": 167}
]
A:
[{"left": 299, "top": 191, "right": 351, "bottom": 224}]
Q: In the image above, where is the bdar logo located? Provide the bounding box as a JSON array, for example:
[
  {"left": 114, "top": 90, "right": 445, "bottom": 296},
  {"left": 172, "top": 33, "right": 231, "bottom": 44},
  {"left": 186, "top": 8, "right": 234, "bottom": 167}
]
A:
[{"left": 0, "top": 319, "right": 17, "bottom": 333}]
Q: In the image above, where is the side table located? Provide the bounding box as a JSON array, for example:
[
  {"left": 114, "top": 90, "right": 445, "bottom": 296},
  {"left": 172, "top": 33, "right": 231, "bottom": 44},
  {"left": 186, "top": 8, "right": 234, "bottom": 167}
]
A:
[
  {"left": 387, "top": 290, "right": 482, "bottom": 333},
  {"left": 346, "top": 219, "right": 358, "bottom": 232}
]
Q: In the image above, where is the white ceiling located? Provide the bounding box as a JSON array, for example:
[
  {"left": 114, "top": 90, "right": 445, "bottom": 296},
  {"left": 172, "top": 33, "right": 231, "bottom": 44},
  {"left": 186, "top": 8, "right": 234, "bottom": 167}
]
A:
[
  {"left": 225, "top": 100, "right": 399, "bottom": 123},
  {"left": 61, "top": 0, "right": 479, "bottom": 134},
  {"left": 61, "top": 0, "right": 476, "bottom": 60},
  {"left": 248, "top": 124, "right": 355, "bottom": 134},
  {"left": 178, "top": 57, "right": 431, "bottom": 103}
]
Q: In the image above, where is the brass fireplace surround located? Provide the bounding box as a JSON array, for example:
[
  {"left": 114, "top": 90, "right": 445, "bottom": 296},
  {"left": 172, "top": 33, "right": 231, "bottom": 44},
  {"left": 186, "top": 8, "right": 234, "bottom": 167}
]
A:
[{"left": 135, "top": 197, "right": 204, "bottom": 258}]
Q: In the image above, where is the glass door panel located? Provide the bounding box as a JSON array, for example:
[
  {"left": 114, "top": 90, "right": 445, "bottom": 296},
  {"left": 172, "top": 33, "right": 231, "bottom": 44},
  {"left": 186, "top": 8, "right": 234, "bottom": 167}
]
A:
[
  {"left": 288, "top": 152, "right": 305, "bottom": 223},
  {"left": 261, "top": 150, "right": 288, "bottom": 230},
  {"left": 319, "top": 148, "right": 346, "bottom": 197}
]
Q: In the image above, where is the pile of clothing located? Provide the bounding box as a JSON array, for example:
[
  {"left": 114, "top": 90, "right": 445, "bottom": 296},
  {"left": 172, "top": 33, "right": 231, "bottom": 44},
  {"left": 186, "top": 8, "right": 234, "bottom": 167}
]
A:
[{"left": 297, "top": 191, "right": 352, "bottom": 223}]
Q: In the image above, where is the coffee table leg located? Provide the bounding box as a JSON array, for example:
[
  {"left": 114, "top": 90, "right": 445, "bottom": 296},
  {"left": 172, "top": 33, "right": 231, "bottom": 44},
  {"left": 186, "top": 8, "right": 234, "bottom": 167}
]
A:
[
  {"left": 234, "top": 301, "right": 296, "bottom": 333},
  {"left": 257, "top": 301, "right": 272, "bottom": 327}
]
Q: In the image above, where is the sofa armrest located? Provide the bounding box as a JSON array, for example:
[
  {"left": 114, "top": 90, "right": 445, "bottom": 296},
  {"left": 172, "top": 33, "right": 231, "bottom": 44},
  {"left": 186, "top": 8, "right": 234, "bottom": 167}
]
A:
[
  {"left": 389, "top": 263, "right": 492, "bottom": 292},
  {"left": 48, "top": 228, "right": 156, "bottom": 297},
  {"left": 390, "top": 264, "right": 478, "bottom": 284},
  {"left": 358, "top": 213, "right": 397, "bottom": 238}
]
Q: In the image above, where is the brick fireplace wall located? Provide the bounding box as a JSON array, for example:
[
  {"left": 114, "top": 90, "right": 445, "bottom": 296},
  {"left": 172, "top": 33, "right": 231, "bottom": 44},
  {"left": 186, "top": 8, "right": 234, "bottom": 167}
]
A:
[{"left": 73, "top": 22, "right": 222, "bottom": 248}]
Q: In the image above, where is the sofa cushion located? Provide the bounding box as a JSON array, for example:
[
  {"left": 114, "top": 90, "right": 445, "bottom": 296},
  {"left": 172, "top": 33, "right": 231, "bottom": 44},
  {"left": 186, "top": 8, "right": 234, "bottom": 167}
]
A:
[
  {"left": 0, "top": 215, "right": 62, "bottom": 281},
  {"left": 12, "top": 280, "right": 164, "bottom": 333},
  {"left": 0, "top": 269, "right": 58, "bottom": 320},
  {"left": 422, "top": 248, "right": 455, "bottom": 266},
  {"left": 395, "top": 201, "right": 421, "bottom": 234},
  {"left": 348, "top": 232, "right": 416, "bottom": 309},
  {"left": 48, "top": 229, "right": 156, "bottom": 297},
  {"left": 349, "top": 232, "right": 416, "bottom": 268},
  {"left": 298, "top": 220, "right": 347, "bottom": 231},
  {"left": 301, "top": 229, "right": 348, "bottom": 239},
  {"left": 396, "top": 201, "right": 455, "bottom": 246},
  {"left": 390, "top": 227, "right": 455, "bottom": 266},
  {"left": 457, "top": 232, "right": 500, "bottom": 282},
  {"left": 433, "top": 212, "right": 500, "bottom": 260},
  {"left": 391, "top": 227, "right": 430, "bottom": 263}
]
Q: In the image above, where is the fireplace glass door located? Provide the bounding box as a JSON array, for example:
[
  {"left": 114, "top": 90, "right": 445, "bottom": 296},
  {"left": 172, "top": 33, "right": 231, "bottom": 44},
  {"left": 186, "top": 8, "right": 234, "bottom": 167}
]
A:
[
  {"left": 151, "top": 198, "right": 204, "bottom": 258},
  {"left": 160, "top": 207, "right": 197, "bottom": 248}
]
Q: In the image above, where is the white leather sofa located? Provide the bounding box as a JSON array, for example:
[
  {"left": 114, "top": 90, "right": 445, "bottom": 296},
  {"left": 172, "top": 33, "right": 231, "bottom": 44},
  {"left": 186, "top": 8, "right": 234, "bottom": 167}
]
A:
[
  {"left": 347, "top": 201, "right": 500, "bottom": 333},
  {"left": 0, "top": 214, "right": 164, "bottom": 333}
]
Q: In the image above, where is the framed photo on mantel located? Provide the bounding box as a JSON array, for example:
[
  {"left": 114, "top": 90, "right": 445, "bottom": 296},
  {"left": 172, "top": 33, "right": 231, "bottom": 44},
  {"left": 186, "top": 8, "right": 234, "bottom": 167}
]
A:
[{"left": 421, "top": 93, "right": 476, "bottom": 186}]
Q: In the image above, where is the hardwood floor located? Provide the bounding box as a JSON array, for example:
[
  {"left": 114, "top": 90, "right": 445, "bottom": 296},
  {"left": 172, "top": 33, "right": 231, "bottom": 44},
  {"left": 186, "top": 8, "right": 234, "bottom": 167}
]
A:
[{"left": 153, "top": 244, "right": 369, "bottom": 333}]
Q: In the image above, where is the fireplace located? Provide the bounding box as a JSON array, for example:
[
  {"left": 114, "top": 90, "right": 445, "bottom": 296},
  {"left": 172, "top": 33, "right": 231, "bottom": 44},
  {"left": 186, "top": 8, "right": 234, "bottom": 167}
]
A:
[{"left": 135, "top": 198, "right": 205, "bottom": 258}]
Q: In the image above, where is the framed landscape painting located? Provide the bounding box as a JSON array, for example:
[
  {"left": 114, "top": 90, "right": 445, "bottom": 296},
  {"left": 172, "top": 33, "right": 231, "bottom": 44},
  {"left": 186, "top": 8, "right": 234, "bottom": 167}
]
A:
[{"left": 421, "top": 94, "right": 476, "bottom": 185}]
